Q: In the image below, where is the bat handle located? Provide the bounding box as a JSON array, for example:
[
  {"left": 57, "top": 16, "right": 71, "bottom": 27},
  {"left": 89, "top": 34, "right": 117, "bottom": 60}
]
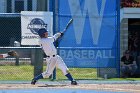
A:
[{"left": 61, "top": 29, "right": 66, "bottom": 33}]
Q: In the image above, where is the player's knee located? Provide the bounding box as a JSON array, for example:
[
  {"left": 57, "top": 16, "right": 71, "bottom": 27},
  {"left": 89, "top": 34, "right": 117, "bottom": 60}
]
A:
[
  {"left": 63, "top": 69, "right": 70, "bottom": 75},
  {"left": 42, "top": 72, "right": 51, "bottom": 78},
  {"left": 66, "top": 70, "right": 70, "bottom": 73}
]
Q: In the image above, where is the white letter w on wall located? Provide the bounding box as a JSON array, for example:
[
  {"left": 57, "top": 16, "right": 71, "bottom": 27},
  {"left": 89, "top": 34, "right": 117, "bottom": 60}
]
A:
[{"left": 68, "top": 0, "right": 106, "bottom": 45}]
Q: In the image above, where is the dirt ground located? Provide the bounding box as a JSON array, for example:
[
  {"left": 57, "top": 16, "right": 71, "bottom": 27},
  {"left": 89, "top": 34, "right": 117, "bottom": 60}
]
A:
[{"left": 0, "top": 83, "right": 140, "bottom": 93}]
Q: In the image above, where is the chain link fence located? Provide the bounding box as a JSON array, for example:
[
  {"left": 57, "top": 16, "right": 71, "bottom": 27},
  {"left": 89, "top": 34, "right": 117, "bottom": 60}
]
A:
[
  {"left": 0, "top": 47, "right": 97, "bottom": 80},
  {"left": 0, "top": 0, "right": 49, "bottom": 81},
  {"left": 0, "top": 0, "right": 120, "bottom": 81}
]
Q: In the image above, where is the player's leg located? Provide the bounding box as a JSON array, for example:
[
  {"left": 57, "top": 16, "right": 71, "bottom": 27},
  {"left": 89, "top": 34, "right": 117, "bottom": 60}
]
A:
[
  {"left": 42, "top": 57, "right": 57, "bottom": 78},
  {"left": 31, "top": 74, "right": 43, "bottom": 85},
  {"left": 121, "top": 66, "right": 128, "bottom": 78},
  {"left": 129, "top": 65, "right": 137, "bottom": 76},
  {"left": 31, "top": 57, "right": 57, "bottom": 85},
  {"left": 56, "top": 55, "right": 77, "bottom": 85}
]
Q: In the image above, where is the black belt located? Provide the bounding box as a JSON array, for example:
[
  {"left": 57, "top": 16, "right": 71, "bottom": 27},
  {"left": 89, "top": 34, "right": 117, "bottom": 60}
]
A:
[{"left": 46, "top": 55, "right": 55, "bottom": 58}]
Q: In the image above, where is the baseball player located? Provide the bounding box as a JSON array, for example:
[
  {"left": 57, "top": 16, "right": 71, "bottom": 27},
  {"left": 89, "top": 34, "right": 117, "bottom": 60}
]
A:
[
  {"left": 0, "top": 50, "right": 18, "bottom": 58},
  {"left": 31, "top": 28, "right": 77, "bottom": 85}
]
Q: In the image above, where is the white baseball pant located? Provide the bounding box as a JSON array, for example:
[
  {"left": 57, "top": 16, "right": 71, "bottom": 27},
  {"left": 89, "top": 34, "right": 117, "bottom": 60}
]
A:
[{"left": 42, "top": 55, "right": 69, "bottom": 78}]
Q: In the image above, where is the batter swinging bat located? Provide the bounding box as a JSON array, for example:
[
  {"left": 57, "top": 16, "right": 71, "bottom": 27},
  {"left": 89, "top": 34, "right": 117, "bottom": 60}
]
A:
[{"left": 62, "top": 18, "right": 73, "bottom": 33}]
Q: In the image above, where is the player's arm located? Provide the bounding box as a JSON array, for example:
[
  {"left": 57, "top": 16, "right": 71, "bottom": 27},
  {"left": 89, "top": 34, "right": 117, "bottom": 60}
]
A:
[{"left": 53, "top": 32, "right": 64, "bottom": 41}]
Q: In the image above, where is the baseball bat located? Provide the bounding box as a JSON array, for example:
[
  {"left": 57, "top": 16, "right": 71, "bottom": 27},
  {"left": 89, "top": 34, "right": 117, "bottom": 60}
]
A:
[{"left": 62, "top": 18, "right": 73, "bottom": 33}]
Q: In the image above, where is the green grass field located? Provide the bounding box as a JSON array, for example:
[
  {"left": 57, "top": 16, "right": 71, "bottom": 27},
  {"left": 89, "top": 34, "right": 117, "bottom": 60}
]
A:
[
  {"left": 0, "top": 65, "right": 97, "bottom": 80},
  {"left": 0, "top": 65, "right": 140, "bottom": 81}
]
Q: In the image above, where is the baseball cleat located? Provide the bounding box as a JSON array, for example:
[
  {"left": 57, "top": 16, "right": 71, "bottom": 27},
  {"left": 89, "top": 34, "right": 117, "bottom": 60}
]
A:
[
  {"left": 71, "top": 81, "right": 77, "bottom": 85},
  {"left": 31, "top": 79, "right": 37, "bottom": 85}
]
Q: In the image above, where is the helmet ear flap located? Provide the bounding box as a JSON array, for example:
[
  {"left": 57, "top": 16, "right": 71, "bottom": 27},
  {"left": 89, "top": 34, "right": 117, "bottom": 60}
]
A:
[{"left": 40, "top": 33, "right": 46, "bottom": 38}]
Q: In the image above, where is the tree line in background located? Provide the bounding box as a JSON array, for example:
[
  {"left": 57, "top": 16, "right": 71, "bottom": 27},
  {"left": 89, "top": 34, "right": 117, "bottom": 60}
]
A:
[{"left": 121, "top": 0, "right": 140, "bottom": 7}]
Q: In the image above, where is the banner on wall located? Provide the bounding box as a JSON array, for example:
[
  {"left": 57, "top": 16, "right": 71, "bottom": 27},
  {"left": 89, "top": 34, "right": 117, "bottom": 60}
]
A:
[
  {"left": 21, "top": 11, "right": 53, "bottom": 45},
  {"left": 57, "top": 0, "right": 119, "bottom": 68}
]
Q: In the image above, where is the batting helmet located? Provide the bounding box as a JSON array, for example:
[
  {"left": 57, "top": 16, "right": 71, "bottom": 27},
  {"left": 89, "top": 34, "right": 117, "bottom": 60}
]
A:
[{"left": 37, "top": 28, "right": 48, "bottom": 37}]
